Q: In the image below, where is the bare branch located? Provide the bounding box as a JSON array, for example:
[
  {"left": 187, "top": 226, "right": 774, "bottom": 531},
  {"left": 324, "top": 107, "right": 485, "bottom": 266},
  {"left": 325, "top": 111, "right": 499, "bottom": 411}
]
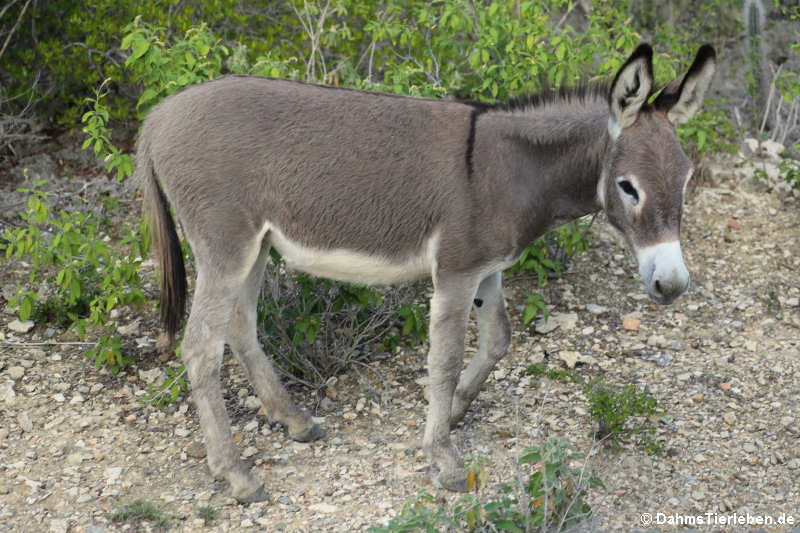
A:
[{"left": 0, "top": 0, "right": 32, "bottom": 62}]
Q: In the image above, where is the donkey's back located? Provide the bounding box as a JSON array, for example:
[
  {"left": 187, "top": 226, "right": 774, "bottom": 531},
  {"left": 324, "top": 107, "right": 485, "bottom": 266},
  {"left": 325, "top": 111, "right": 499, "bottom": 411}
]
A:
[{"left": 138, "top": 76, "right": 481, "bottom": 264}]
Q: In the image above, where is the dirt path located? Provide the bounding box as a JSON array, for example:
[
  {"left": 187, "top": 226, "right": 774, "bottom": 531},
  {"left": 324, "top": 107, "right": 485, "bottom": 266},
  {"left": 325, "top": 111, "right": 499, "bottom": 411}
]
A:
[{"left": 1, "top": 149, "right": 799, "bottom": 532}]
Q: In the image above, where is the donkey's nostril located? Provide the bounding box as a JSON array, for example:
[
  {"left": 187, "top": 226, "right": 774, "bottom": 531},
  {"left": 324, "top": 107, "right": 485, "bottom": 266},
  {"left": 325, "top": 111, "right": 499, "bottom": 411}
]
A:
[{"left": 654, "top": 279, "right": 662, "bottom": 295}]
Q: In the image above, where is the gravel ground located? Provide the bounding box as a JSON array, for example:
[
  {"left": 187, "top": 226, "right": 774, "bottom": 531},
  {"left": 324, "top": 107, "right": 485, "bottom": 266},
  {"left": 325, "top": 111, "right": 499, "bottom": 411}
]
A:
[{"left": 1, "top": 143, "right": 799, "bottom": 532}]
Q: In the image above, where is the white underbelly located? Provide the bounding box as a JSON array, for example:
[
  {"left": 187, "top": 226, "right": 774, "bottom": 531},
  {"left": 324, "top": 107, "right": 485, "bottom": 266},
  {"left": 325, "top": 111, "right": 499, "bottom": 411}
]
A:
[{"left": 266, "top": 225, "right": 438, "bottom": 285}]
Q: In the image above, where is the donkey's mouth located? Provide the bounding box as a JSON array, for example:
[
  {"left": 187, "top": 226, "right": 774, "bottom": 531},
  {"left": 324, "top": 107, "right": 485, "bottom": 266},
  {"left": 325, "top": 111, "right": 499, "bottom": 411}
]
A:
[{"left": 636, "top": 241, "right": 690, "bottom": 305}]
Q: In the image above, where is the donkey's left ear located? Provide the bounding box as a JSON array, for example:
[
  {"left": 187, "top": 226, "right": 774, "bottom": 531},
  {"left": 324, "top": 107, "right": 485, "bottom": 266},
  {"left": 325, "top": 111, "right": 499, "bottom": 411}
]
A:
[
  {"left": 654, "top": 44, "right": 716, "bottom": 125},
  {"left": 609, "top": 43, "right": 654, "bottom": 134}
]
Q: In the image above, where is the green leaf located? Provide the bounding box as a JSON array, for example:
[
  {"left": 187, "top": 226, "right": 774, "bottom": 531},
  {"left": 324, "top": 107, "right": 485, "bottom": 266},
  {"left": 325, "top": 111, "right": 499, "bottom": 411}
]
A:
[
  {"left": 19, "top": 295, "right": 33, "bottom": 321},
  {"left": 131, "top": 37, "right": 149, "bottom": 59},
  {"left": 495, "top": 520, "right": 523, "bottom": 533}
]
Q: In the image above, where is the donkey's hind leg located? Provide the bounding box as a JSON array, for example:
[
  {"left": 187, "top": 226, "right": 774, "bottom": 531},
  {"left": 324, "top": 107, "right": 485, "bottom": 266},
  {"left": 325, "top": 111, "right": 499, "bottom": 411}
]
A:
[
  {"left": 227, "top": 241, "right": 324, "bottom": 442},
  {"left": 450, "top": 272, "right": 511, "bottom": 427},
  {"left": 182, "top": 266, "right": 267, "bottom": 503}
]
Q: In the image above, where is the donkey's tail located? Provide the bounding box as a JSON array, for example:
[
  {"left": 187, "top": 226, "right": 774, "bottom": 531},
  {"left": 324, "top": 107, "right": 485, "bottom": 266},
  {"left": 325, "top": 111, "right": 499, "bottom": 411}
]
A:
[{"left": 137, "top": 143, "right": 187, "bottom": 345}]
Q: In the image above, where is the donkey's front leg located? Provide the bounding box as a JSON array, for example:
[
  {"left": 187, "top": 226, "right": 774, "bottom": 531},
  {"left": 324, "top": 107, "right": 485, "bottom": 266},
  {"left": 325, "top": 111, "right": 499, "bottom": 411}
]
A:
[
  {"left": 451, "top": 272, "right": 511, "bottom": 427},
  {"left": 423, "top": 276, "right": 477, "bottom": 492}
]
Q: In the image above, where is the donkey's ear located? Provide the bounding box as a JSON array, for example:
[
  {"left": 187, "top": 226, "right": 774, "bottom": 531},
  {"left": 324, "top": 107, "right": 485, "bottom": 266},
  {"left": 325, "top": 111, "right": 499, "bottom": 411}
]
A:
[
  {"left": 608, "top": 43, "right": 654, "bottom": 135},
  {"left": 653, "top": 44, "right": 716, "bottom": 125}
]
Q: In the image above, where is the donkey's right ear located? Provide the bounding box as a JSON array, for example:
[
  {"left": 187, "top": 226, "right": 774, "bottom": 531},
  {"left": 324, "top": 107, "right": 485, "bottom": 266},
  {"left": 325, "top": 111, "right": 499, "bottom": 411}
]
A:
[{"left": 608, "top": 43, "right": 654, "bottom": 137}]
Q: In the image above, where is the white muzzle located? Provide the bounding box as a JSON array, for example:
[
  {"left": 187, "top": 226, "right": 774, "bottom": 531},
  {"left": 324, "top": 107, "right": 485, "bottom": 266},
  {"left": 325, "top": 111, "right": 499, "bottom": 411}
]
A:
[{"left": 636, "top": 241, "right": 690, "bottom": 304}]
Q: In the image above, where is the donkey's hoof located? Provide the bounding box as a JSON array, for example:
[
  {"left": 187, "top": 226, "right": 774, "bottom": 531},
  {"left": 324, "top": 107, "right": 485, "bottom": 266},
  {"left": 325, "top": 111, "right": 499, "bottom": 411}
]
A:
[
  {"left": 290, "top": 423, "right": 325, "bottom": 443},
  {"left": 235, "top": 484, "right": 269, "bottom": 504},
  {"left": 430, "top": 469, "right": 469, "bottom": 493}
]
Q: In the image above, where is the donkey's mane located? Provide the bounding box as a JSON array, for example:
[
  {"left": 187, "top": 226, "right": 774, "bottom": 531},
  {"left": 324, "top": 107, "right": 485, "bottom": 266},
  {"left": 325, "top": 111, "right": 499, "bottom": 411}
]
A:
[{"left": 498, "top": 81, "right": 612, "bottom": 112}]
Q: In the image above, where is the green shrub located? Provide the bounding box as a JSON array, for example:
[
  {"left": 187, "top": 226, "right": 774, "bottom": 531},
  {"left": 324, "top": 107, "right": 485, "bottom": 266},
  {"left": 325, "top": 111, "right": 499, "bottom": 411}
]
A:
[
  {"left": 112, "top": 499, "right": 170, "bottom": 528},
  {"left": 584, "top": 379, "right": 664, "bottom": 454},
  {"left": 370, "top": 437, "right": 603, "bottom": 532},
  {"left": 0, "top": 179, "right": 148, "bottom": 373}
]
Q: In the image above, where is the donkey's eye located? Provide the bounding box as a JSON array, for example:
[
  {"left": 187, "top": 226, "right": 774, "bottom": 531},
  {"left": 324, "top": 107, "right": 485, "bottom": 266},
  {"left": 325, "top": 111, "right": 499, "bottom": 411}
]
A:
[{"left": 617, "top": 179, "right": 640, "bottom": 204}]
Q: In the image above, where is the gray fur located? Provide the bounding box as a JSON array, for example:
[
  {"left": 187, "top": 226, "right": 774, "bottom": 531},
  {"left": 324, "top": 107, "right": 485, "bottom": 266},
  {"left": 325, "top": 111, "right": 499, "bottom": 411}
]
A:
[{"left": 135, "top": 44, "right": 715, "bottom": 501}]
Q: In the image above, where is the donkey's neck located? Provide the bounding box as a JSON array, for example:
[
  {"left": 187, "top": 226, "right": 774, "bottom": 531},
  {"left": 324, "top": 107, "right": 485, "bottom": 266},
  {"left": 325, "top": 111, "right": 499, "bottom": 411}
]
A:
[{"left": 476, "top": 102, "right": 610, "bottom": 251}]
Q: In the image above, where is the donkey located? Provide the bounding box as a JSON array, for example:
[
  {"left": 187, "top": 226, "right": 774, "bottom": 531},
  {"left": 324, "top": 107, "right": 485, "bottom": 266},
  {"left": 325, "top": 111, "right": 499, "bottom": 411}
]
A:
[{"left": 135, "top": 43, "right": 716, "bottom": 502}]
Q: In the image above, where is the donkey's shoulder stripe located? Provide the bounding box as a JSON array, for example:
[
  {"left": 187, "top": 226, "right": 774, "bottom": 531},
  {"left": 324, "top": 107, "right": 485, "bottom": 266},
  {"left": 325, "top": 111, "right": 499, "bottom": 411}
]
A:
[{"left": 466, "top": 103, "right": 490, "bottom": 180}]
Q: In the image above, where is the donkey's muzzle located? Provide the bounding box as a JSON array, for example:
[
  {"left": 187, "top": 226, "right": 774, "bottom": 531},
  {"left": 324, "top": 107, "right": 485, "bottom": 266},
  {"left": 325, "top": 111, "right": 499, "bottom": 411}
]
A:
[{"left": 636, "top": 241, "right": 690, "bottom": 305}]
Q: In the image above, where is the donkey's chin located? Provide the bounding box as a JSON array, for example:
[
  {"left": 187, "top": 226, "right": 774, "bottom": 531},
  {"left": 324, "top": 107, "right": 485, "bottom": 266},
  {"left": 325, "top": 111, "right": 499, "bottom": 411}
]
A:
[{"left": 645, "top": 280, "right": 690, "bottom": 306}]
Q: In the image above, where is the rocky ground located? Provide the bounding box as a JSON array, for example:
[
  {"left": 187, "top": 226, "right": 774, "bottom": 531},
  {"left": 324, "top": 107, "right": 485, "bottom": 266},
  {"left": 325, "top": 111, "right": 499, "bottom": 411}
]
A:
[{"left": 1, "top": 139, "right": 799, "bottom": 533}]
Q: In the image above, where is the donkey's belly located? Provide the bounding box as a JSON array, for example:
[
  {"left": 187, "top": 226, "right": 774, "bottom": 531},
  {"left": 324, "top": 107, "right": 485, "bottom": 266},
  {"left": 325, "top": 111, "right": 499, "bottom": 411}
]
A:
[{"left": 267, "top": 226, "right": 437, "bottom": 285}]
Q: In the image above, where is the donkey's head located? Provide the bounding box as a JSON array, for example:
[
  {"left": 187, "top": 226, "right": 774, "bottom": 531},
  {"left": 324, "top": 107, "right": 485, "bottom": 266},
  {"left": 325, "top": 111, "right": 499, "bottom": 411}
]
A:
[{"left": 599, "top": 44, "right": 716, "bottom": 304}]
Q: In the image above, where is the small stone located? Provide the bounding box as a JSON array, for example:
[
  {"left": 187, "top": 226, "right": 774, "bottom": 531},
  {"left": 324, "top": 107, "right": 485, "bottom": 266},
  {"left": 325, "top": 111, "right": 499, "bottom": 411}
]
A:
[
  {"left": 726, "top": 219, "right": 741, "bottom": 230},
  {"left": 622, "top": 317, "right": 640, "bottom": 331},
  {"left": 319, "top": 397, "right": 333, "bottom": 411},
  {"left": 343, "top": 411, "right": 357, "bottom": 420},
  {"left": 743, "top": 443, "right": 757, "bottom": 453},
  {"left": 786, "top": 297, "right": 799, "bottom": 307},
  {"left": 646, "top": 334, "right": 667, "bottom": 348},
  {"left": 535, "top": 312, "right": 578, "bottom": 334},
  {"left": 309, "top": 503, "right": 339, "bottom": 513},
  {"left": 117, "top": 319, "right": 140, "bottom": 336},
  {"left": 676, "top": 372, "right": 691, "bottom": 381},
  {"left": 69, "top": 394, "right": 85, "bottom": 404},
  {"left": 780, "top": 416, "right": 794, "bottom": 427},
  {"left": 0, "top": 381, "right": 15, "bottom": 404},
  {"left": 138, "top": 368, "right": 162, "bottom": 384},
  {"left": 355, "top": 397, "right": 366, "bottom": 412},
  {"left": 241, "top": 446, "right": 258, "bottom": 458},
  {"left": 244, "top": 419, "right": 259, "bottom": 432},
  {"left": 244, "top": 395, "right": 261, "bottom": 410},
  {"left": 719, "top": 382, "right": 732, "bottom": 391},
  {"left": 105, "top": 466, "right": 123, "bottom": 483},
  {"left": 586, "top": 304, "right": 607, "bottom": 315},
  {"left": 49, "top": 519, "right": 69, "bottom": 533},
  {"left": 493, "top": 367, "right": 508, "bottom": 380},
  {"left": 7, "top": 366, "right": 24, "bottom": 380},
  {"left": 66, "top": 453, "right": 83, "bottom": 466},
  {"left": 692, "top": 393, "right": 704, "bottom": 403},
  {"left": 18, "top": 412, "right": 33, "bottom": 432},
  {"left": 175, "top": 427, "right": 191, "bottom": 438},
  {"left": 693, "top": 453, "right": 706, "bottom": 463},
  {"left": 53, "top": 393, "right": 66, "bottom": 403},
  {"left": 186, "top": 441, "right": 206, "bottom": 459},
  {"left": 723, "top": 412, "right": 736, "bottom": 425},
  {"left": 8, "top": 319, "right": 34, "bottom": 333}
]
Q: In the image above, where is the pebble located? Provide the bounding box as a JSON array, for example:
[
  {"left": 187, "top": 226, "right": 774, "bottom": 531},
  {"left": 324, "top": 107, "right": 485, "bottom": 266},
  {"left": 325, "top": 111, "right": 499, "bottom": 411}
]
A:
[
  {"left": 186, "top": 441, "right": 206, "bottom": 459},
  {"left": 7, "top": 319, "right": 34, "bottom": 333},
  {"left": 53, "top": 393, "right": 66, "bottom": 402},
  {"left": 7, "top": 366, "right": 24, "bottom": 380},
  {"left": 586, "top": 304, "right": 608, "bottom": 314},
  {"left": 309, "top": 503, "right": 339, "bottom": 513},
  {"left": 242, "top": 446, "right": 259, "bottom": 458},
  {"left": 0, "top": 381, "right": 15, "bottom": 404},
  {"left": 743, "top": 443, "right": 757, "bottom": 453},
  {"left": 723, "top": 412, "right": 737, "bottom": 425},
  {"left": 622, "top": 317, "right": 640, "bottom": 331},
  {"left": 244, "top": 395, "right": 261, "bottom": 410},
  {"left": 18, "top": 412, "right": 33, "bottom": 432},
  {"left": 646, "top": 334, "right": 667, "bottom": 348}
]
